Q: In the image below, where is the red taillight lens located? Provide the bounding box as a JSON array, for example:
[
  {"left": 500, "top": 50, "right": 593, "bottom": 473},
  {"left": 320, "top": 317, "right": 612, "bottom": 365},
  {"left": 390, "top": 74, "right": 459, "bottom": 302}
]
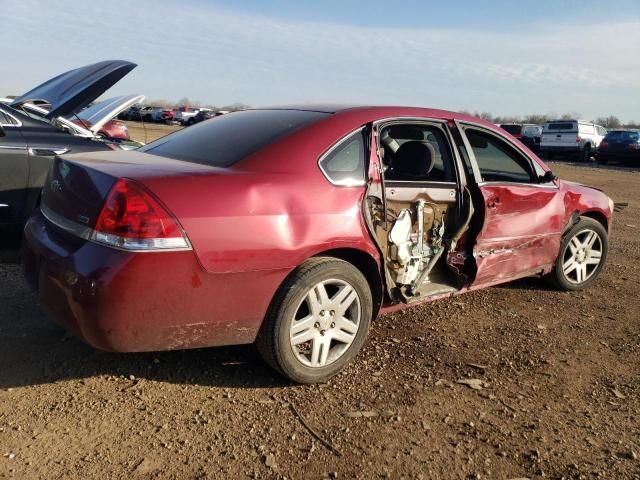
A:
[
  {"left": 600, "top": 141, "right": 608, "bottom": 148},
  {"left": 576, "top": 135, "right": 582, "bottom": 143},
  {"left": 92, "top": 179, "right": 189, "bottom": 250}
]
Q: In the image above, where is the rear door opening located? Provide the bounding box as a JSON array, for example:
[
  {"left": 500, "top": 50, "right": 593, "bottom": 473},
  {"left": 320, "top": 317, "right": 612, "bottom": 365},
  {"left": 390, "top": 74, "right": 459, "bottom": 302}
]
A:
[{"left": 364, "top": 120, "right": 474, "bottom": 303}]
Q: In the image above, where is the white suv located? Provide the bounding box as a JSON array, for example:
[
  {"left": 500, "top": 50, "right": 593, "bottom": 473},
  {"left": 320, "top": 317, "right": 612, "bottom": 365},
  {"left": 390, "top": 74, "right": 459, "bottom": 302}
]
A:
[{"left": 540, "top": 120, "right": 607, "bottom": 162}]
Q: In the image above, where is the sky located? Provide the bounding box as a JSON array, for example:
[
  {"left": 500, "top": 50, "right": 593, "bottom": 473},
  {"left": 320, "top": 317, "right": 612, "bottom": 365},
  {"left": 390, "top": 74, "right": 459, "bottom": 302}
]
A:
[{"left": 2, "top": 0, "right": 639, "bottom": 121}]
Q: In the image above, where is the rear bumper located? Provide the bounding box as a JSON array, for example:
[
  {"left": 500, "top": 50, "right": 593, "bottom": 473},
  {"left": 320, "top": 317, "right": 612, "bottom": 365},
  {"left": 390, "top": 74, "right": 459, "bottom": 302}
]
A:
[
  {"left": 539, "top": 145, "right": 580, "bottom": 154},
  {"left": 597, "top": 151, "right": 640, "bottom": 162},
  {"left": 23, "top": 210, "right": 286, "bottom": 352}
]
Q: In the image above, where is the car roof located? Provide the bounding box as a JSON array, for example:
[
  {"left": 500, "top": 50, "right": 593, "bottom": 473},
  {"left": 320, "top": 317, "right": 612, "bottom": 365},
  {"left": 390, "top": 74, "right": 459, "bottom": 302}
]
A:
[{"left": 251, "top": 104, "right": 497, "bottom": 127}]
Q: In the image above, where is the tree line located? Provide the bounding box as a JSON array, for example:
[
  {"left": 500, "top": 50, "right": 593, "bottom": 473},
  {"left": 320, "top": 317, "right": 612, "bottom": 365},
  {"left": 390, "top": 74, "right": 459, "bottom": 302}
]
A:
[
  {"left": 145, "top": 99, "right": 639, "bottom": 129},
  {"left": 458, "top": 111, "right": 638, "bottom": 129}
]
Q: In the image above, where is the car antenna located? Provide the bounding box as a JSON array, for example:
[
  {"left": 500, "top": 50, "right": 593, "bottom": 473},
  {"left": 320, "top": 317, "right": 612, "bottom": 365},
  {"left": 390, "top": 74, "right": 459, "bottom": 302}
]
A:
[{"left": 72, "top": 111, "right": 92, "bottom": 133}]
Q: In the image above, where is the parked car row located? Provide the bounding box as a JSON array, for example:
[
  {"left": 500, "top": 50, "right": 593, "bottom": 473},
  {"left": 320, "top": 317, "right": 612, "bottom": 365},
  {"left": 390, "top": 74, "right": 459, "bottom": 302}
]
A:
[
  {"left": 500, "top": 120, "right": 638, "bottom": 166},
  {"left": 120, "top": 105, "right": 229, "bottom": 125}
]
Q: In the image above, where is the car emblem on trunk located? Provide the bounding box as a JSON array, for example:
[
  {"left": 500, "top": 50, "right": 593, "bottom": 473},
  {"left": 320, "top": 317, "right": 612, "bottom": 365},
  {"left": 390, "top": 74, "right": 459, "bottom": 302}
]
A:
[{"left": 51, "top": 180, "right": 63, "bottom": 192}]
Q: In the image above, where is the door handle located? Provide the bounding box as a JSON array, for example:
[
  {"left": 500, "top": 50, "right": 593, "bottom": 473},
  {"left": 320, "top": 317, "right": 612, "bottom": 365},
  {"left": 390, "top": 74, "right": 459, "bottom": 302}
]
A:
[{"left": 28, "top": 147, "right": 69, "bottom": 156}]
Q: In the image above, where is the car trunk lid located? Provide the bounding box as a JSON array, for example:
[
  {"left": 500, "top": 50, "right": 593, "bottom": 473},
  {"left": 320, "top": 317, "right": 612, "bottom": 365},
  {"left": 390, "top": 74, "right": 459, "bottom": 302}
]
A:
[
  {"left": 73, "top": 94, "right": 145, "bottom": 135},
  {"left": 10, "top": 60, "right": 137, "bottom": 119},
  {"left": 40, "top": 151, "right": 223, "bottom": 237}
]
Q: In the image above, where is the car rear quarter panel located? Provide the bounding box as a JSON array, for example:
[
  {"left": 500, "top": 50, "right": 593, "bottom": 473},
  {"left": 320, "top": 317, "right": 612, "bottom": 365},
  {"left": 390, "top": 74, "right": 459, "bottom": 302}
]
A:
[{"left": 142, "top": 171, "right": 379, "bottom": 275}]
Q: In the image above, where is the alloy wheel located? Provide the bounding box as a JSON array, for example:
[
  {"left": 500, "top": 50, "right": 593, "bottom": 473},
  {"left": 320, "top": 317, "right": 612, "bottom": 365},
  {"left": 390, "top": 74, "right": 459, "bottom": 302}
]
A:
[
  {"left": 562, "top": 228, "right": 603, "bottom": 284},
  {"left": 289, "top": 279, "right": 361, "bottom": 368}
]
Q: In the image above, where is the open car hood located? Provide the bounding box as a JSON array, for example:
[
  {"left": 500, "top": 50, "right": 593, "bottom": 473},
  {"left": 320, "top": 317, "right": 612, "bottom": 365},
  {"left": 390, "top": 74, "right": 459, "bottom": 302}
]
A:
[
  {"left": 10, "top": 60, "right": 137, "bottom": 119},
  {"left": 74, "top": 94, "right": 145, "bottom": 134}
]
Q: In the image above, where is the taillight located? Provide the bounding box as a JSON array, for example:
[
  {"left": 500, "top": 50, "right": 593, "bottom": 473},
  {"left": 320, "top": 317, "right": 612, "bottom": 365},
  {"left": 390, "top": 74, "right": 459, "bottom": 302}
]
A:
[
  {"left": 92, "top": 178, "right": 190, "bottom": 250},
  {"left": 600, "top": 141, "right": 608, "bottom": 148},
  {"left": 576, "top": 135, "right": 582, "bottom": 143}
]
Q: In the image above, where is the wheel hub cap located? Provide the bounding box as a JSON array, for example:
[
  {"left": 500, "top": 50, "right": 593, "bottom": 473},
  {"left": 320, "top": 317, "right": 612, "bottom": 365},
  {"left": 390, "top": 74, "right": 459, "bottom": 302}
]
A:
[
  {"left": 289, "top": 279, "right": 361, "bottom": 368},
  {"left": 562, "top": 228, "right": 603, "bottom": 284}
]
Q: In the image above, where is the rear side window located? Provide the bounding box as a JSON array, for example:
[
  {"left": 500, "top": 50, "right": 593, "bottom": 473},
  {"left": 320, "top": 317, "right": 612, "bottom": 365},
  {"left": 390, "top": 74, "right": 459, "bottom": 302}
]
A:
[
  {"left": 0, "top": 111, "right": 12, "bottom": 125},
  {"left": 500, "top": 124, "right": 522, "bottom": 135},
  {"left": 607, "top": 131, "right": 640, "bottom": 141},
  {"left": 522, "top": 125, "right": 541, "bottom": 137},
  {"left": 0, "top": 109, "right": 17, "bottom": 126},
  {"left": 545, "top": 122, "right": 576, "bottom": 131},
  {"left": 319, "top": 130, "right": 365, "bottom": 186},
  {"left": 141, "top": 109, "right": 330, "bottom": 167}
]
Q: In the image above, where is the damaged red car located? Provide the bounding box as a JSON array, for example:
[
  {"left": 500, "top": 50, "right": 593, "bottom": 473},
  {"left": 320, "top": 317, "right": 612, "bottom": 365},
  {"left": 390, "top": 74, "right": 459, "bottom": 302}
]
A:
[{"left": 23, "top": 106, "right": 613, "bottom": 383}]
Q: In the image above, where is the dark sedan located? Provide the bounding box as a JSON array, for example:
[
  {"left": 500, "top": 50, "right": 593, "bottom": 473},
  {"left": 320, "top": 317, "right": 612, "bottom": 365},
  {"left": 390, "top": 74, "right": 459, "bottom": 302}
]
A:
[
  {"left": 597, "top": 129, "right": 640, "bottom": 165},
  {"left": 0, "top": 60, "right": 136, "bottom": 234}
]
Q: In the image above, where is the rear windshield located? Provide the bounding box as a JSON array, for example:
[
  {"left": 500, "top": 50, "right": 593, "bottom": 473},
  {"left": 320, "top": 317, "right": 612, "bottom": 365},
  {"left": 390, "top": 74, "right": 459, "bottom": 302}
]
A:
[
  {"left": 522, "top": 125, "right": 541, "bottom": 137},
  {"left": 545, "top": 122, "right": 576, "bottom": 131},
  {"left": 606, "top": 130, "right": 640, "bottom": 142},
  {"left": 141, "top": 109, "right": 330, "bottom": 167},
  {"left": 500, "top": 124, "right": 522, "bottom": 134}
]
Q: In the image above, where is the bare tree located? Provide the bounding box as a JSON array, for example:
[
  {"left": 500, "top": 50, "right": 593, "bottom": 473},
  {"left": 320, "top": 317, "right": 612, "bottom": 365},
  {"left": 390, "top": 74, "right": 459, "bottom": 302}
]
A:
[{"left": 596, "top": 115, "right": 621, "bottom": 128}]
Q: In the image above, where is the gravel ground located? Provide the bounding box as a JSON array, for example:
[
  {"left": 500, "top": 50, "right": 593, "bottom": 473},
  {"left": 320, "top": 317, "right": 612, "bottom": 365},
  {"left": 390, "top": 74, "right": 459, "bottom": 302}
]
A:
[{"left": 0, "top": 161, "right": 639, "bottom": 480}]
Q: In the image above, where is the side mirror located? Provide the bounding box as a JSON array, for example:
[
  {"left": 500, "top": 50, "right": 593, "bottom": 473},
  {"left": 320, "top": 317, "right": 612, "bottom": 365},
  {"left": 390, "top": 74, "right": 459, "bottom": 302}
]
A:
[{"left": 539, "top": 170, "right": 557, "bottom": 183}]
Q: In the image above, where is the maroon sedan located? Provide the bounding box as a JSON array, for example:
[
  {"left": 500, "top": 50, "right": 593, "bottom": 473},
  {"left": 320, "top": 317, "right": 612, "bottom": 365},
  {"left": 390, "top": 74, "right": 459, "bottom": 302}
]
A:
[{"left": 23, "top": 106, "right": 613, "bottom": 383}]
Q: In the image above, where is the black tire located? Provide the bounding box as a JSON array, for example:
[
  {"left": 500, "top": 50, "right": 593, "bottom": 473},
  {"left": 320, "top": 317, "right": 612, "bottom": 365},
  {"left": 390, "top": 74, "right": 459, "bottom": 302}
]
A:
[
  {"left": 546, "top": 217, "right": 608, "bottom": 291},
  {"left": 256, "top": 257, "right": 373, "bottom": 384},
  {"left": 582, "top": 144, "right": 592, "bottom": 163}
]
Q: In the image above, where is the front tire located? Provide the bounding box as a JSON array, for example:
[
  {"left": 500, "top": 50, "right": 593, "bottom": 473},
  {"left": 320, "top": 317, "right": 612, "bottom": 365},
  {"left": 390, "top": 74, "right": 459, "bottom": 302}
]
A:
[
  {"left": 546, "top": 217, "right": 608, "bottom": 291},
  {"left": 256, "top": 257, "right": 372, "bottom": 384}
]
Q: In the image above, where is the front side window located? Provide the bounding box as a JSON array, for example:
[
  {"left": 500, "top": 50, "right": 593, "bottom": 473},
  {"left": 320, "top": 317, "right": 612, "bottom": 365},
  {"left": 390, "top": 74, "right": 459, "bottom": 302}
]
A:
[
  {"left": 319, "top": 130, "right": 365, "bottom": 186},
  {"left": 464, "top": 128, "right": 535, "bottom": 183}
]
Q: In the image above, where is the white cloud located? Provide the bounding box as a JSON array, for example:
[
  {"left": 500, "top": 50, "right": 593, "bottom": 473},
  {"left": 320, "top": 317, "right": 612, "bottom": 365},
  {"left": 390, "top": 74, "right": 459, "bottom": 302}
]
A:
[{"left": 2, "top": 0, "right": 639, "bottom": 120}]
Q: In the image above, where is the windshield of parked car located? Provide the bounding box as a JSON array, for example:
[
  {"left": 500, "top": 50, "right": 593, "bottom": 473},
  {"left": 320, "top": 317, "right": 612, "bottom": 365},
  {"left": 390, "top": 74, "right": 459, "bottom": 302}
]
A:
[
  {"left": 500, "top": 124, "right": 522, "bottom": 135},
  {"left": 606, "top": 130, "right": 640, "bottom": 142},
  {"left": 141, "top": 109, "right": 330, "bottom": 167}
]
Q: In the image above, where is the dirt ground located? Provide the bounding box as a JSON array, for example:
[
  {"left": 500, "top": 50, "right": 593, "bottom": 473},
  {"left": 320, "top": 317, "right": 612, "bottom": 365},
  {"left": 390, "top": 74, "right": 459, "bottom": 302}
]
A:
[
  {"left": 1, "top": 152, "right": 639, "bottom": 479},
  {"left": 127, "top": 121, "right": 182, "bottom": 144}
]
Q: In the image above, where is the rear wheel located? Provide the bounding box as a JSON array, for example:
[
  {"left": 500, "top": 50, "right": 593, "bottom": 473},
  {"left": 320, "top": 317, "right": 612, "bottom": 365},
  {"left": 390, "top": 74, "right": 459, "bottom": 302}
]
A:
[
  {"left": 582, "top": 144, "right": 592, "bottom": 162},
  {"left": 256, "top": 257, "right": 372, "bottom": 384},
  {"left": 546, "top": 217, "right": 608, "bottom": 291}
]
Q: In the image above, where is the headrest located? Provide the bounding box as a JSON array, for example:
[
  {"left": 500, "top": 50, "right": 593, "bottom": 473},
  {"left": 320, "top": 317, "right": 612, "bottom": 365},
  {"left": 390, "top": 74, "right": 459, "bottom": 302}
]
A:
[{"left": 392, "top": 141, "right": 435, "bottom": 179}]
